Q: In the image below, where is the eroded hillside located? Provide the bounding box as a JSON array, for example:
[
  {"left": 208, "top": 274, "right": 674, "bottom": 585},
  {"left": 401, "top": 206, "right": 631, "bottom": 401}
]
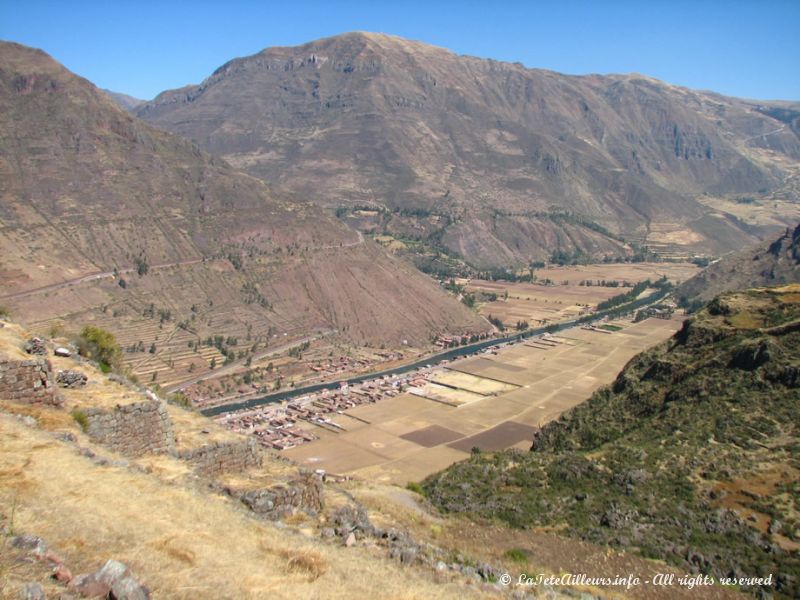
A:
[{"left": 0, "top": 41, "right": 487, "bottom": 388}]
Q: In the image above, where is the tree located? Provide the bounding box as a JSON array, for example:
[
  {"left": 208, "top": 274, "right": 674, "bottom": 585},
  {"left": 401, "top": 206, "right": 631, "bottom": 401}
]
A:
[{"left": 76, "top": 325, "right": 121, "bottom": 370}]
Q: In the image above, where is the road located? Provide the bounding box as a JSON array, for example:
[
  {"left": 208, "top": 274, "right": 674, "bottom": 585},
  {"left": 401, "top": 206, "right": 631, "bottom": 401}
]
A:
[
  {"left": 0, "top": 258, "right": 204, "bottom": 300},
  {"left": 0, "top": 230, "right": 365, "bottom": 301},
  {"left": 201, "top": 287, "right": 673, "bottom": 416}
]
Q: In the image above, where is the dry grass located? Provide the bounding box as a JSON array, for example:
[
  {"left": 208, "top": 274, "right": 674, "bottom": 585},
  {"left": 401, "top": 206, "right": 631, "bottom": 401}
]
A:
[
  {"left": 278, "top": 548, "right": 329, "bottom": 581},
  {"left": 0, "top": 415, "right": 483, "bottom": 599}
]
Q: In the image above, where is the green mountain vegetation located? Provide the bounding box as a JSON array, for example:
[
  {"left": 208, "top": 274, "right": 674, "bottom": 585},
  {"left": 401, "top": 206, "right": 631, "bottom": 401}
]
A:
[{"left": 423, "top": 285, "right": 800, "bottom": 598}]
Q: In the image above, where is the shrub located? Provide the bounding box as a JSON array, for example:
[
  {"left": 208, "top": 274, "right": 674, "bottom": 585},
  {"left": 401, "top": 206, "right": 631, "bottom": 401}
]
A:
[
  {"left": 406, "top": 481, "right": 424, "bottom": 495},
  {"left": 71, "top": 408, "right": 89, "bottom": 432},
  {"left": 76, "top": 325, "right": 121, "bottom": 370},
  {"left": 504, "top": 548, "right": 529, "bottom": 564},
  {"left": 168, "top": 392, "right": 191, "bottom": 409}
]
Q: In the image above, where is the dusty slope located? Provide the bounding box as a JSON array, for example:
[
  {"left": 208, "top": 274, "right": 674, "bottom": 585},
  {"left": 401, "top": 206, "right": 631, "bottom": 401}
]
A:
[
  {"left": 136, "top": 32, "right": 800, "bottom": 266},
  {"left": 0, "top": 41, "right": 486, "bottom": 351}
]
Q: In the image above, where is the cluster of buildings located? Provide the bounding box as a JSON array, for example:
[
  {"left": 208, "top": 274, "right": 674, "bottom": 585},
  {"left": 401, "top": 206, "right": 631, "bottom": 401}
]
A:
[
  {"left": 307, "top": 349, "right": 405, "bottom": 377},
  {"left": 435, "top": 332, "right": 488, "bottom": 348},
  {"left": 215, "top": 369, "right": 434, "bottom": 450}
]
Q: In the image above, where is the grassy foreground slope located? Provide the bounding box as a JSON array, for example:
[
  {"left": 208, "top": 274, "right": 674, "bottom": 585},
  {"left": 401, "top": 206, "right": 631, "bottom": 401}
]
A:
[{"left": 424, "top": 285, "right": 800, "bottom": 598}]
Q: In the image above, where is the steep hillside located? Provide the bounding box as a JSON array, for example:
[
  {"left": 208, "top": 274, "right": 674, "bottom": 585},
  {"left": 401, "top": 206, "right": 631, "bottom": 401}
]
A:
[
  {"left": 0, "top": 41, "right": 486, "bottom": 366},
  {"left": 676, "top": 223, "right": 800, "bottom": 308},
  {"left": 424, "top": 285, "right": 800, "bottom": 598},
  {"left": 136, "top": 32, "right": 800, "bottom": 267}
]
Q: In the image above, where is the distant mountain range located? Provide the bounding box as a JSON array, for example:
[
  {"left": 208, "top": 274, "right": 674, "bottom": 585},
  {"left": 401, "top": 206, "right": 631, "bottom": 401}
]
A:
[
  {"left": 134, "top": 32, "right": 800, "bottom": 268},
  {"left": 102, "top": 88, "right": 144, "bottom": 110}
]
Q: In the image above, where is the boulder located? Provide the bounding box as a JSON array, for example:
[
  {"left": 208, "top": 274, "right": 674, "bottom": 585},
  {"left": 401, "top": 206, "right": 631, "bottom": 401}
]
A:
[
  {"left": 56, "top": 370, "right": 88, "bottom": 388},
  {"left": 54, "top": 347, "right": 72, "bottom": 357},
  {"left": 17, "top": 582, "right": 45, "bottom": 600},
  {"left": 23, "top": 338, "right": 48, "bottom": 356}
]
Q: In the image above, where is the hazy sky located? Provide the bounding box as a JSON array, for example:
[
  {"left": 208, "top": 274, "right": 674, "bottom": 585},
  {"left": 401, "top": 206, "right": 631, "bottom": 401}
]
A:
[{"left": 1, "top": 0, "right": 798, "bottom": 101}]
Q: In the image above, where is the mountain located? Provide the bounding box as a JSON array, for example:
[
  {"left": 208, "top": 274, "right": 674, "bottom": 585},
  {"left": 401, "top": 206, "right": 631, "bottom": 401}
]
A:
[
  {"left": 135, "top": 32, "right": 800, "bottom": 268},
  {"left": 676, "top": 223, "right": 800, "bottom": 309},
  {"left": 0, "top": 41, "right": 485, "bottom": 363},
  {"left": 423, "top": 285, "right": 800, "bottom": 598},
  {"left": 102, "top": 88, "right": 144, "bottom": 110}
]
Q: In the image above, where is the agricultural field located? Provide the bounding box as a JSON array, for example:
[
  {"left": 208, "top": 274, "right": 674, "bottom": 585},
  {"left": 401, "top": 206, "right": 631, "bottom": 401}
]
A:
[
  {"left": 464, "top": 262, "right": 699, "bottom": 327},
  {"left": 284, "top": 314, "right": 685, "bottom": 484}
]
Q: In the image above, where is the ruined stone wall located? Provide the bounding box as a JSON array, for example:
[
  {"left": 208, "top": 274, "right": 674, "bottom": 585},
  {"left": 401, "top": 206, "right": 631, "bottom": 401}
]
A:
[
  {"left": 84, "top": 401, "right": 175, "bottom": 457},
  {"left": 0, "top": 357, "right": 63, "bottom": 407},
  {"left": 178, "top": 438, "right": 262, "bottom": 476},
  {"left": 237, "top": 472, "right": 325, "bottom": 519}
]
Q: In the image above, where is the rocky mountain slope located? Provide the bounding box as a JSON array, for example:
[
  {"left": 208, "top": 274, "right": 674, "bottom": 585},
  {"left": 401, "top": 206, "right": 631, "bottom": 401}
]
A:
[
  {"left": 136, "top": 32, "right": 800, "bottom": 267},
  {"left": 423, "top": 285, "right": 800, "bottom": 598},
  {"left": 0, "top": 41, "right": 486, "bottom": 356},
  {"left": 676, "top": 223, "right": 800, "bottom": 309}
]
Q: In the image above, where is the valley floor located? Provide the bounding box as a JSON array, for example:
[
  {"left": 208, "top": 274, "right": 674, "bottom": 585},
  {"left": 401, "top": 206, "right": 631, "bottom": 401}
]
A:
[{"left": 284, "top": 315, "right": 684, "bottom": 484}]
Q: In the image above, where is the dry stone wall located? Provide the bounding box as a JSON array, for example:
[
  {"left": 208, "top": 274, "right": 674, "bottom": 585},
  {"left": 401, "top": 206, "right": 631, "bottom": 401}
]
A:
[
  {"left": 84, "top": 401, "right": 175, "bottom": 457},
  {"left": 0, "top": 356, "right": 63, "bottom": 407},
  {"left": 236, "top": 472, "right": 325, "bottom": 519},
  {"left": 178, "top": 438, "right": 262, "bottom": 476}
]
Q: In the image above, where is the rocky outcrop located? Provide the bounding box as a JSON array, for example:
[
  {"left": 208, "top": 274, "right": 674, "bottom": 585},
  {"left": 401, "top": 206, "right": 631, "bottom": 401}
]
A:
[
  {"left": 23, "top": 337, "right": 47, "bottom": 355},
  {"left": 56, "top": 369, "right": 87, "bottom": 388},
  {"left": 0, "top": 356, "right": 63, "bottom": 406},
  {"left": 83, "top": 400, "right": 175, "bottom": 457},
  {"left": 69, "top": 559, "right": 150, "bottom": 600},
  {"left": 236, "top": 472, "right": 324, "bottom": 519}
]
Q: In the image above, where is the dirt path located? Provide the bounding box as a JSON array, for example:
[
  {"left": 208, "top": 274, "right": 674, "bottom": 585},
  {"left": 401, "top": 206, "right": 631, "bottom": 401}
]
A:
[{"left": 0, "top": 258, "right": 204, "bottom": 300}]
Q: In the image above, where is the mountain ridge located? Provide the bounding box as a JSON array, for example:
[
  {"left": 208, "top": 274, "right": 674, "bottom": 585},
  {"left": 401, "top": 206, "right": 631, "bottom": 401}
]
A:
[
  {"left": 0, "top": 40, "right": 486, "bottom": 367},
  {"left": 136, "top": 32, "right": 800, "bottom": 268}
]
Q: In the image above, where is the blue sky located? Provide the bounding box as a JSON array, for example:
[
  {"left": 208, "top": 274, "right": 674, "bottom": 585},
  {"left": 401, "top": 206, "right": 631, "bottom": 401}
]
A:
[{"left": 1, "top": 0, "right": 798, "bottom": 101}]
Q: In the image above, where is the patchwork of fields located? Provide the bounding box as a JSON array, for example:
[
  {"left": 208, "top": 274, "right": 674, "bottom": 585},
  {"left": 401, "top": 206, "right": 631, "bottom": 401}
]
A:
[{"left": 284, "top": 315, "right": 685, "bottom": 484}]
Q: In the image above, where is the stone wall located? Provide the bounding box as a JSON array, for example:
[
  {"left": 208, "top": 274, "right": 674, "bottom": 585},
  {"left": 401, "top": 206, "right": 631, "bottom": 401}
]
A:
[
  {"left": 84, "top": 400, "right": 175, "bottom": 457},
  {"left": 178, "top": 438, "right": 262, "bottom": 476},
  {"left": 0, "top": 356, "right": 63, "bottom": 407},
  {"left": 237, "top": 472, "right": 325, "bottom": 519}
]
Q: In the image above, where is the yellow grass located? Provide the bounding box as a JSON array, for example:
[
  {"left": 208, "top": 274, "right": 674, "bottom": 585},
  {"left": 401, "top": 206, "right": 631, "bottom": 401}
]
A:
[{"left": 0, "top": 415, "right": 482, "bottom": 600}]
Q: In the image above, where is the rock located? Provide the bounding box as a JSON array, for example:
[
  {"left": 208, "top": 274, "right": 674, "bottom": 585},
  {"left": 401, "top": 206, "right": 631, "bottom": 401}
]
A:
[
  {"left": 11, "top": 535, "right": 48, "bottom": 558},
  {"left": 54, "top": 347, "right": 72, "bottom": 357},
  {"left": 17, "top": 582, "right": 45, "bottom": 600},
  {"left": 320, "top": 527, "right": 335, "bottom": 539},
  {"left": 110, "top": 576, "right": 150, "bottom": 600},
  {"left": 344, "top": 532, "right": 356, "bottom": 547},
  {"left": 24, "top": 338, "right": 48, "bottom": 355},
  {"left": 53, "top": 564, "right": 73, "bottom": 583},
  {"left": 399, "top": 547, "right": 417, "bottom": 564},
  {"left": 769, "top": 519, "right": 782, "bottom": 534},
  {"left": 477, "top": 563, "right": 499, "bottom": 581},
  {"left": 56, "top": 370, "right": 88, "bottom": 388},
  {"left": 16, "top": 415, "right": 38, "bottom": 428},
  {"left": 69, "top": 574, "right": 110, "bottom": 598},
  {"left": 69, "top": 560, "right": 148, "bottom": 600}
]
